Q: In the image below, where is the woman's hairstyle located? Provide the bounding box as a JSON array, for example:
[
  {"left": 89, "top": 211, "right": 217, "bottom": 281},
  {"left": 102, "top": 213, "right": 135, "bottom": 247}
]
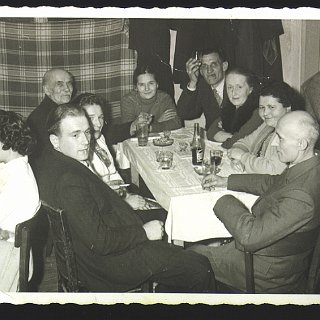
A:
[
  {"left": 47, "top": 103, "right": 86, "bottom": 136},
  {"left": 72, "top": 93, "right": 105, "bottom": 109},
  {"left": 226, "top": 67, "right": 258, "bottom": 90},
  {"left": 133, "top": 64, "right": 158, "bottom": 85},
  {"left": 260, "top": 81, "right": 305, "bottom": 110},
  {"left": 0, "top": 110, "right": 36, "bottom": 156}
]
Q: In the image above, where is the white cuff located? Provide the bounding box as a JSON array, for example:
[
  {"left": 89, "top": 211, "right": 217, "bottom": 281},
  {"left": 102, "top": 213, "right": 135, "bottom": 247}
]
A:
[{"left": 187, "top": 83, "right": 197, "bottom": 92}]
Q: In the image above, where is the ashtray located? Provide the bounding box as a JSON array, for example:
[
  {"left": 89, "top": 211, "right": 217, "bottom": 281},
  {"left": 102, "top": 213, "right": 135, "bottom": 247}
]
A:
[{"left": 153, "top": 138, "right": 174, "bottom": 146}]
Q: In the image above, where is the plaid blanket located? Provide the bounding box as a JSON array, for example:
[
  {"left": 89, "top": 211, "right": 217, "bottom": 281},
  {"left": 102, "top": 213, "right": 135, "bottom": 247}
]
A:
[{"left": 0, "top": 18, "right": 136, "bottom": 123}]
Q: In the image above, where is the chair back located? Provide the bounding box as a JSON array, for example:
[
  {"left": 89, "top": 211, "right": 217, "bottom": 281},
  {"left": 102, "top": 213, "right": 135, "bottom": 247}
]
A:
[
  {"left": 14, "top": 207, "right": 43, "bottom": 292},
  {"left": 41, "top": 200, "right": 80, "bottom": 292},
  {"left": 306, "top": 228, "right": 320, "bottom": 293}
]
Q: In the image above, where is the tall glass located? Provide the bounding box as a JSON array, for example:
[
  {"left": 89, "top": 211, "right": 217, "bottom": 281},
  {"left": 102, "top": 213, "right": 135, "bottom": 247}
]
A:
[{"left": 136, "top": 122, "right": 149, "bottom": 146}]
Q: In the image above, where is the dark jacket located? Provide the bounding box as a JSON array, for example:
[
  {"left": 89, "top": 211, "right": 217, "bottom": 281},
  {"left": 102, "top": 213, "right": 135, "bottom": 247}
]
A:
[
  {"left": 176, "top": 78, "right": 228, "bottom": 131},
  {"left": 32, "top": 148, "right": 183, "bottom": 292},
  {"left": 27, "top": 95, "right": 58, "bottom": 153},
  {"left": 214, "top": 156, "right": 320, "bottom": 292},
  {"left": 207, "top": 91, "right": 262, "bottom": 149}
]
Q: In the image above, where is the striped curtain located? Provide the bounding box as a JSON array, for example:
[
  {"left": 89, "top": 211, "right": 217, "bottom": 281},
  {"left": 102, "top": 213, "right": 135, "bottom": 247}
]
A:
[{"left": 0, "top": 18, "right": 136, "bottom": 122}]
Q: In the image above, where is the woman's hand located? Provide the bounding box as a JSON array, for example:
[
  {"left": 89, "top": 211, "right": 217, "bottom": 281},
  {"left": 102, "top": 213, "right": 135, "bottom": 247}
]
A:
[
  {"left": 125, "top": 194, "right": 146, "bottom": 210},
  {"left": 157, "top": 109, "right": 177, "bottom": 122},
  {"left": 227, "top": 147, "right": 246, "bottom": 161},
  {"left": 186, "top": 57, "right": 201, "bottom": 89},
  {"left": 213, "top": 130, "right": 233, "bottom": 142},
  {"left": 201, "top": 174, "right": 228, "bottom": 191},
  {"left": 230, "top": 159, "right": 245, "bottom": 173}
]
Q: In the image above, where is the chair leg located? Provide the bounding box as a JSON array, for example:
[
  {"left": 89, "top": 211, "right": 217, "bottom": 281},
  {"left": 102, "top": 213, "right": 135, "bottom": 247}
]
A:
[{"left": 244, "top": 251, "right": 255, "bottom": 293}]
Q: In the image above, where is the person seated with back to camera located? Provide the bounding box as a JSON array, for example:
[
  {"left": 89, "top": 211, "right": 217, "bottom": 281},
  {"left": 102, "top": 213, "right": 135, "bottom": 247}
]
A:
[
  {"left": 120, "top": 64, "right": 182, "bottom": 133},
  {"left": 227, "top": 81, "right": 305, "bottom": 175},
  {"left": 207, "top": 67, "right": 263, "bottom": 149},
  {"left": 32, "top": 103, "right": 215, "bottom": 292},
  {"left": 74, "top": 93, "right": 166, "bottom": 221},
  {"left": 0, "top": 110, "right": 40, "bottom": 292},
  {"left": 191, "top": 110, "right": 320, "bottom": 293}
]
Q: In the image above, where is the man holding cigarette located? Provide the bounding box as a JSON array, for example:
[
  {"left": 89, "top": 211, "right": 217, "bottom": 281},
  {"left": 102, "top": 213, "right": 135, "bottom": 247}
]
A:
[{"left": 177, "top": 47, "right": 229, "bottom": 130}]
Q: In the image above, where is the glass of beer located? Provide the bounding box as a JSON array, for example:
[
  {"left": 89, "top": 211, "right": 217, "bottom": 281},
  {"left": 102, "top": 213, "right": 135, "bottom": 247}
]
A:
[{"left": 210, "top": 150, "right": 223, "bottom": 173}]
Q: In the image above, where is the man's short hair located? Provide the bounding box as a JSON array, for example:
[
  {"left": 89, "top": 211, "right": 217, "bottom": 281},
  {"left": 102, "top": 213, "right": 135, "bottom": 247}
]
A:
[
  {"left": 0, "top": 110, "right": 36, "bottom": 155},
  {"left": 47, "top": 103, "right": 86, "bottom": 136},
  {"left": 199, "top": 47, "right": 227, "bottom": 63},
  {"left": 42, "top": 68, "right": 74, "bottom": 87}
]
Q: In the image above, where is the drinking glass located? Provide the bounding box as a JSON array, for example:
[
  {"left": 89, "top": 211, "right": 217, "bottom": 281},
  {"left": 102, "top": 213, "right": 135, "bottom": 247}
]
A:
[
  {"left": 210, "top": 150, "right": 223, "bottom": 173},
  {"left": 136, "top": 122, "right": 149, "bottom": 146},
  {"left": 159, "top": 151, "right": 173, "bottom": 170}
]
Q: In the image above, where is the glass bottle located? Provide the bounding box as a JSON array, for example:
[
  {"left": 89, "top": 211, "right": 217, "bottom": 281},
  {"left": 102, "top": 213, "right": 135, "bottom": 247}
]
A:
[{"left": 191, "top": 123, "right": 203, "bottom": 165}]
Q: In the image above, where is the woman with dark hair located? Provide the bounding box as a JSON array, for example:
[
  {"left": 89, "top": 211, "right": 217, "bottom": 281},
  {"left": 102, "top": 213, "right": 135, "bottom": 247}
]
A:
[
  {"left": 120, "top": 64, "right": 182, "bottom": 132},
  {"left": 228, "top": 81, "right": 304, "bottom": 175},
  {"left": 207, "top": 67, "right": 262, "bottom": 148},
  {"left": 0, "top": 110, "right": 40, "bottom": 292}
]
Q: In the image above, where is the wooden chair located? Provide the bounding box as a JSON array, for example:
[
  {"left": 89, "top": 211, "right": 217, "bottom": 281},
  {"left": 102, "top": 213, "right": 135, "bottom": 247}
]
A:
[
  {"left": 41, "top": 201, "right": 83, "bottom": 292},
  {"left": 14, "top": 208, "right": 43, "bottom": 292},
  {"left": 41, "top": 200, "right": 155, "bottom": 293}
]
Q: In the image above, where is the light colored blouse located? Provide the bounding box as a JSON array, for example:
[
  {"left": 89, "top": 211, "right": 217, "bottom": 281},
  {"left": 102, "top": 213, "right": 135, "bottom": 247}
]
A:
[
  {"left": 232, "top": 123, "right": 287, "bottom": 175},
  {"left": 89, "top": 135, "right": 123, "bottom": 184}
]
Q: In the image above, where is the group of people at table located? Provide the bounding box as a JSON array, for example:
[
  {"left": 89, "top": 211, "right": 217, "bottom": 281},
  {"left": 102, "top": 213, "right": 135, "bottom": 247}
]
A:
[{"left": 0, "top": 46, "right": 319, "bottom": 294}]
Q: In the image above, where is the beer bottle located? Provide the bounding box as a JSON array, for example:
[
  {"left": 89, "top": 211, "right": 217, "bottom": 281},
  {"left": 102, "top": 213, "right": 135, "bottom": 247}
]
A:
[{"left": 191, "top": 123, "right": 203, "bottom": 165}]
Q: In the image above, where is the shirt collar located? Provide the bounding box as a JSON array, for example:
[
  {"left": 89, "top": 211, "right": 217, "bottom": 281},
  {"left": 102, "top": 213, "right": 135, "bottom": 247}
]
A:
[{"left": 212, "top": 78, "right": 225, "bottom": 98}]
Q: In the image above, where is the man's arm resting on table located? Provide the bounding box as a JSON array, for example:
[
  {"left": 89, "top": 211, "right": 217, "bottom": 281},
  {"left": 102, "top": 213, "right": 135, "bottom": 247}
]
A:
[{"left": 214, "top": 189, "right": 315, "bottom": 252}]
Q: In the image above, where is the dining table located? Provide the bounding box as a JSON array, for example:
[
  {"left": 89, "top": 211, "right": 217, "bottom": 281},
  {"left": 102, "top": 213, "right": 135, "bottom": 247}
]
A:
[{"left": 120, "top": 127, "right": 258, "bottom": 244}]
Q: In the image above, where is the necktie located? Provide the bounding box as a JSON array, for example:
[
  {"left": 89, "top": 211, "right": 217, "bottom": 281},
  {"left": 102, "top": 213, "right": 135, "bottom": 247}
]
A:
[
  {"left": 94, "top": 143, "right": 111, "bottom": 167},
  {"left": 213, "top": 88, "right": 222, "bottom": 107}
]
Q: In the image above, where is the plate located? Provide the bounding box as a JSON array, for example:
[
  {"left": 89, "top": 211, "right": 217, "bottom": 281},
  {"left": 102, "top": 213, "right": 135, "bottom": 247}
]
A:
[{"left": 153, "top": 138, "right": 174, "bottom": 146}]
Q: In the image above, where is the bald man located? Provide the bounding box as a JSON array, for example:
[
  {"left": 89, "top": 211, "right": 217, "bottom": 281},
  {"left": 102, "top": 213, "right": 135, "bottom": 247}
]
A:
[
  {"left": 27, "top": 68, "right": 74, "bottom": 153},
  {"left": 191, "top": 111, "right": 320, "bottom": 293}
]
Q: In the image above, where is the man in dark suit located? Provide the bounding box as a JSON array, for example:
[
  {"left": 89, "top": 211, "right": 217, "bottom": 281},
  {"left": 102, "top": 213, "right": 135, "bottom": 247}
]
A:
[
  {"left": 27, "top": 68, "right": 74, "bottom": 152},
  {"left": 32, "top": 103, "right": 215, "bottom": 292},
  {"left": 191, "top": 110, "right": 320, "bottom": 293},
  {"left": 176, "top": 47, "right": 229, "bottom": 130}
]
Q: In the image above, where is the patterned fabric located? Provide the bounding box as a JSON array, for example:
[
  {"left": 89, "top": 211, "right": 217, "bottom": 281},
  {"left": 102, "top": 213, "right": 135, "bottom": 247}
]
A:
[{"left": 0, "top": 18, "right": 136, "bottom": 122}]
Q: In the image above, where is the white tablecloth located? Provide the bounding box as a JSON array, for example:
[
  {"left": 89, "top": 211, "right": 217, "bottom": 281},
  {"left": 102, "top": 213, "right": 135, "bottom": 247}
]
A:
[{"left": 121, "top": 127, "right": 258, "bottom": 242}]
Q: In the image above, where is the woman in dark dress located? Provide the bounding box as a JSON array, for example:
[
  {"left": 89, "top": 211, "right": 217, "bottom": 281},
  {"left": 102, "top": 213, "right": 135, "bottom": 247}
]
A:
[{"left": 207, "top": 67, "right": 262, "bottom": 149}]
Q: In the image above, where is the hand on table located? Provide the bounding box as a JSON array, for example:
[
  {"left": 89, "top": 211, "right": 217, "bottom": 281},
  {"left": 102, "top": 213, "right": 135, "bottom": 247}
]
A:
[
  {"left": 125, "top": 193, "right": 146, "bottom": 210},
  {"left": 143, "top": 220, "right": 164, "bottom": 240},
  {"left": 157, "top": 109, "right": 177, "bottom": 122},
  {"left": 186, "top": 57, "right": 201, "bottom": 89},
  {"left": 214, "top": 130, "right": 233, "bottom": 142},
  {"left": 227, "top": 147, "right": 246, "bottom": 161},
  {"left": 201, "top": 174, "right": 228, "bottom": 191},
  {"left": 230, "top": 159, "right": 245, "bottom": 173}
]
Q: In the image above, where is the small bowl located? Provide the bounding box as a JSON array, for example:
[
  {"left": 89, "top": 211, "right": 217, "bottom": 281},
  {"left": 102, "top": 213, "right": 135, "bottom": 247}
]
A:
[{"left": 153, "top": 138, "right": 174, "bottom": 146}]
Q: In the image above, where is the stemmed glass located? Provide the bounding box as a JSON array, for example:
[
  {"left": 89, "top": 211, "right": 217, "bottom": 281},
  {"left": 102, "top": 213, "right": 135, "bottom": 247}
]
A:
[{"left": 210, "top": 150, "right": 223, "bottom": 174}]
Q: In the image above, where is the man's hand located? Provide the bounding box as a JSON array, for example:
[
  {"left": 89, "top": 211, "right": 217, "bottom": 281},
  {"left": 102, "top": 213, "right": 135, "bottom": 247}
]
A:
[
  {"left": 201, "top": 174, "right": 228, "bottom": 191},
  {"left": 186, "top": 57, "right": 201, "bottom": 89},
  {"left": 125, "top": 194, "right": 146, "bottom": 210},
  {"left": 227, "top": 147, "right": 246, "bottom": 161},
  {"left": 230, "top": 159, "right": 245, "bottom": 173},
  {"left": 130, "top": 112, "right": 153, "bottom": 135},
  {"left": 214, "top": 131, "right": 233, "bottom": 142},
  {"left": 142, "top": 220, "right": 164, "bottom": 240},
  {"left": 157, "top": 109, "right": 177, "bottom": 122}
]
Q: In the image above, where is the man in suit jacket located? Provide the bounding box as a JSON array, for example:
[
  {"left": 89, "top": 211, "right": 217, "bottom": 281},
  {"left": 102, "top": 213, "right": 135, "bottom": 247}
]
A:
[
  {"left": 176, "top": 47, "right": 229, "bottom": 130},
  {"left": 191, "top": 111, "right": 320, "bottom": 293},
  {"left": 32, "top": 103, "right": 215, "bottom": 292},
  {"left": 27, "top": 68, "right": 74, "bottom": 152}
]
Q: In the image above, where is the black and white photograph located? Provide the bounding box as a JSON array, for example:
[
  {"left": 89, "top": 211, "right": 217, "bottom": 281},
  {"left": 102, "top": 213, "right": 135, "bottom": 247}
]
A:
[{"left": 0, "top": 6, "right": 320, "bottom": 308}]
